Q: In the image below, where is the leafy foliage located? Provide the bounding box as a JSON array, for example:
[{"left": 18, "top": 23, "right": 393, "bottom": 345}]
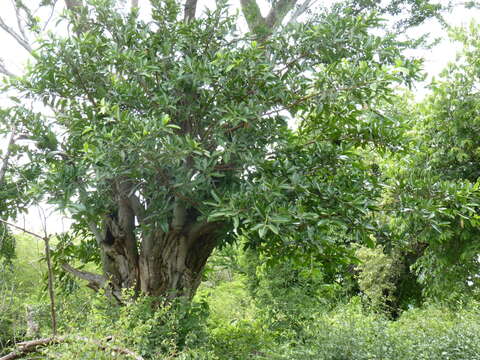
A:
[
  {"left": 0, "top": 223, "right": 16, "bottom": 265},
  {"left": 4, "top": 1, "right": 480, "bottom": 357},
  {"left": 381, "top": 24, "right": 480, "bottom": 299},
  {"left": 1, "top": 0, "right": 426, "bottom": 287},
  {"left": 356, "top": 245, "right": 399, "bottom": 311}
]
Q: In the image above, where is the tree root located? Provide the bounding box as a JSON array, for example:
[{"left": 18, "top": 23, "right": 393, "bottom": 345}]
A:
[{"left": 0, "top": 335, "right": 144, "bottom": 360}]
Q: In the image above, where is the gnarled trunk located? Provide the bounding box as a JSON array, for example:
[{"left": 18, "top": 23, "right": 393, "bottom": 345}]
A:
[
  {"left": 97, "top": 183, "right": 219, "bottom": 300},
  {"left": 100, "top": 223, "right": 218, "bottom": 301},
  {"left": 65, "top": 180, "right": 221, "bottom": 302},
  {"left": 139, "top": 225, "right": 217, "bottom": 298}
]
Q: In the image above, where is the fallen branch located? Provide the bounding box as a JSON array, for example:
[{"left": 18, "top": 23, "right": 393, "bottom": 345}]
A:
[{"left": 0, "top": 335, "right": 144, "bottom": 360}]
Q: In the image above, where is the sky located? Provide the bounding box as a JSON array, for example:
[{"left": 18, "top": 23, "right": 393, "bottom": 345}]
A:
[{"left": 0, "top": 0, "right": 479, "bottom": 234}]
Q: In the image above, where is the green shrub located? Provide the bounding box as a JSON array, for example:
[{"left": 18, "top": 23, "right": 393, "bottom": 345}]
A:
[
  {"left": 197, "top": 271, "right": 273, "bottom": 359},
  {"left": 49, "top": 293, "right": 210, "bottom": 359},
  {"left": 262, "top": 300, "right": 480, "bottom": 360},
  {"left": 4, "top": 234, "right": 480, "bottom": 360},
  {"left": 355, "top": 245, "right": 399, "bottom": 312},
  {"left": 0, "top": 234, "right": 50, "bottom": 351}
]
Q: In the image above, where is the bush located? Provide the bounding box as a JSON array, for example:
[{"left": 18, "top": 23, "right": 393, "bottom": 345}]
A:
[
  {"left": 47, "top": 293, "right": 210, "bottom": 359},
  {"left": 0, "top": 234, "right": 50, "bottom": 351},
  {"left": 4, "top": 235, "right": 480, "bottom": 360},
  {"left": 356, "top": 245, "right": 399, "bottom": 312},
  {"left": 262, "top": 300, "right": 480, "bottom": 360},
  {"left": 197, "top": 271, "right": 273, "bottom": 359}
]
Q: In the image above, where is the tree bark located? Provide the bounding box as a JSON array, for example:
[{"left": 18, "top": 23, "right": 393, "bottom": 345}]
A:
[
  {"left": 73, "top": 181, "right": 221, "bottom": 301},
  {"left": 138, "top": 222, "right": 218, "bottom": 299},
  {"left": 97, "top": 219, "right": 219, "bottom": 301},
  {"left": 184, "top": 0, "right": 198, "bottom": 22}
]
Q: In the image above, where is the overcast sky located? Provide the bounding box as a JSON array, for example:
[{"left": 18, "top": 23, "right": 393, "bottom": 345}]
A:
[{"left": 0, "top": 0, "right": 479, "bottom": 234}]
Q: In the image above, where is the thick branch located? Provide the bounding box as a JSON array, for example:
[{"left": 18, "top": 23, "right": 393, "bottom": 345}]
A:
[
  {"left": 240, "top": 0, "right": 265, "bottom": 33},
  {"left": 0, "top": 337, "right": 62, "bottom": 360},
  {"left": 129, "top": 194, "right": 146, "bottom": 224},
  {"left": 63, "top": 260, "right": 123, "bottom": 302},
  {"left": 265, "top": 0, "right": 299, "bottom": 29},
  {"left": 131, "top": 0, "right": 139, "bottom": 10},
  {"left": 187, "top": 221, "right": 221, "bottom": 247},
  {"left": 116, "top": 180, "right": 136, "bottom": 231},
  {"left": 87, "top": 220, "right": 104, "bottom": 246},
  {"left": 61, "top": 263, "right": 106, "bottom": 291},
  {"left": 240, "top": 0, "right": 299, "bottom": 35},
  {"left": 184, "top": 0, "right": 198, "bottom": 22},
  {"left": 64, "top": 0, "right": 83, "bottom": 12},
  {"left": 171, "top": 197, "right": 187, "bottom": 232},
  {"left": 0, "top": 336, "right": 144, "bottom": 360},
  {"left": 116, "top": 180, "right": 139, "bottom": 256}
]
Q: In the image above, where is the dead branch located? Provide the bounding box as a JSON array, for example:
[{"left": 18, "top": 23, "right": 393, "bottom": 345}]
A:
[
  {"left": 61, "top": 263, "right": 106, "bottom": 291},
  {"left": 0, "top": 217, "right": 57, "bottom": 336},
  {"left": 0, "top": 337, "right": 61, "bottom": 360},
  {"left": 0, "top": 336, "right": 144, "bottom": 360},
  {"left": 44, "top": 236, "right": 57, "bottom": 335},
  {"left": 0, "top": 219, "right": 43, "bottom": 240},
  {"left": 0, "top": 16, "right": 32, "bottom": 53},
  {"left": 61, "top": 263, "right": 123, "bottom": 303}
]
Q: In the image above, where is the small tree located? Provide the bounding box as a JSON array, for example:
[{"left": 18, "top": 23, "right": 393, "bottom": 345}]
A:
[{"left": 384, "top": 24, "right": 480, "bottom": 299}]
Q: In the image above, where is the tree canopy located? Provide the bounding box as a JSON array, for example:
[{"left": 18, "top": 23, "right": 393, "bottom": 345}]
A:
[{"left": 0, "top": 0, "right": 478, "bottom": 303}]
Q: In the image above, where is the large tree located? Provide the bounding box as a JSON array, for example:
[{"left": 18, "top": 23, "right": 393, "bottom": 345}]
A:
[{"left": 0, "top": 0, "right": 445, "bottom": 301}]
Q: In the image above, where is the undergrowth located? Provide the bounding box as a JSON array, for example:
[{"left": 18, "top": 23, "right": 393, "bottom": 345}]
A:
[{"left": 2, "top": 237, "right": 480, "bottom": 359}]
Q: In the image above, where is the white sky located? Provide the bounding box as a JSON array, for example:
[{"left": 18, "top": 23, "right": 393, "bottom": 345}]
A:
[{"left": 0, "top": 0, "right": 479, "bottom": 234}]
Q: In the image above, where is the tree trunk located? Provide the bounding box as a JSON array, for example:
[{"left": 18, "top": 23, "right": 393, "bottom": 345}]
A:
[
  {"left": 97, "top": 209, "right": 219, "bottom": 301},
  {"left": 138, "top": 227, "right": 217, "bottom": 299}
]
